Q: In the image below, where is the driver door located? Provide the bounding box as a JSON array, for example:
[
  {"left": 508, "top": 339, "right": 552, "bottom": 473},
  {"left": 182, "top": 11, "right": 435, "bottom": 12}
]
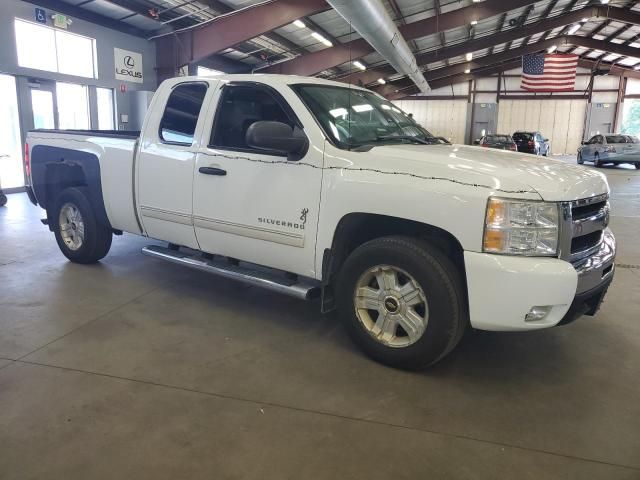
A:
[{"left": 192, "top": 82, "right": 323, "bottom": 277}]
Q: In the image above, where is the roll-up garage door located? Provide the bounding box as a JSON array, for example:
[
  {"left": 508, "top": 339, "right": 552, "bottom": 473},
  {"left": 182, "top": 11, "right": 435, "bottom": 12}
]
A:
[
  {"left": 497, "top": 99, "right": 587, "bottom": 155},
  {"left": 394, "top": 99, "right": 468, "bottom": 145}
]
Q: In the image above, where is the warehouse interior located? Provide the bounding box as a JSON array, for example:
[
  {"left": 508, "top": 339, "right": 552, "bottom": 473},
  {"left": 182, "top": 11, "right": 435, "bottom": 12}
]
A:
[{"left": 1, "top": 0, "right": 639, "bottom": 478}]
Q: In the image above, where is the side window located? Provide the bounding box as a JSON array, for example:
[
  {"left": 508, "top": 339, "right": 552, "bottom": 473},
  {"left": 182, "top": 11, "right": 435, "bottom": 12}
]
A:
[
  {"left": 159, "top": 82, "right": 208, "bottom": 145},
  {"left": 211, "top": 85, "right": 294, "bottom": 151}
]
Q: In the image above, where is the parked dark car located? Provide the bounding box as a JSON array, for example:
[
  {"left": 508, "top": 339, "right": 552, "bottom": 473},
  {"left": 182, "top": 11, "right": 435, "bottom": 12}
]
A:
[
  {"left": 577, "top": 134, "right": 640, "bottom": 169},
  {"left": 477, "top": 134, "right": 517, "bottom": 151},
  {"left": 513, "top": 131, "right": 550, "bottom": 156}
]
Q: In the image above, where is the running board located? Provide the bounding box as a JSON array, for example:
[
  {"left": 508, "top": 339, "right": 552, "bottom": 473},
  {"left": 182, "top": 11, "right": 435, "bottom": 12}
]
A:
[{"left": 141, "top": 245, "right": 320, "bottom": 300}]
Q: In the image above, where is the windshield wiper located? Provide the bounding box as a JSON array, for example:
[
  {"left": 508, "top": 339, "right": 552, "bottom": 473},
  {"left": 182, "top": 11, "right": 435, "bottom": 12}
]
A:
[{"left": 376, "top": 135, "right": 431, "bottom": 145}]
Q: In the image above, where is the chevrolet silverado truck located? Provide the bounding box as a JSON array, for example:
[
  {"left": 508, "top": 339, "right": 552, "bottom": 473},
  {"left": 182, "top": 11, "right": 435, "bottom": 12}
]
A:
[{"left": 25, "top": 75, "right": 616, "bottom": 369}]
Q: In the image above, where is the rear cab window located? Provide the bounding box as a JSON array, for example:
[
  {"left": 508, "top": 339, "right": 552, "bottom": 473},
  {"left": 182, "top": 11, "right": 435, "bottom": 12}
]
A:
[{"left": 159, "top": 82, "right": 208, "bottom": 145}]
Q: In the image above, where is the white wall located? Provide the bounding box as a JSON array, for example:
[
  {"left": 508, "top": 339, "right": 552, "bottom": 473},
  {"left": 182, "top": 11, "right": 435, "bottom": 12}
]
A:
[
  {"left": 394, "top": 99, "right": 469, "bottom": 144},
  {"left": 498, "top": 99, "right": 587, "bottom": 154}
]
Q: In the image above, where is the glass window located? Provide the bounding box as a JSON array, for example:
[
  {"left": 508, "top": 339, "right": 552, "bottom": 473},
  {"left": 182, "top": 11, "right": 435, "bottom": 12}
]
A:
[
  {"left": 0, "top": 74, "right": 25, "bottom": 189},
  {"left": 56, "top": 29, "right": 96, "bottom": 78},
  {"left": 96, "top": 88, "right": 115, "bottom": 130},
  {"left": 292, "top": 84, "right": 434, "bottom": 149},
  {"left": 605, "top": 135, "right": 628, "bottom": 144},
  {"left": 159, "top": 83, "right": 208, "bottom": 144},
  {"left": 14, "top": 19, "right": 57, "bottom": 72},
  {"left": 31, "top": 90, "right": 55, "bottom": 129},
  {"left": 56, "top": 83, "right": 90, "bottom": 130},
  {"left": 513, "top": 132, "right": 533, "bottom": 141},
  {"left": 14, "top": 19, "right": 97, "bottom": 79},
  {"left": 211, "top": 85, "right": 293, "bottom": 150}
]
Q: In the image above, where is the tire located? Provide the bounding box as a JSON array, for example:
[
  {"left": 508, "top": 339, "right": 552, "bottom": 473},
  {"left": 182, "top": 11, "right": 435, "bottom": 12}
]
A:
[
  {"left": 635, "top": 163, "right": 640, "bottom": 170},
  {"left": 52, "top": 187, "right": 112, "bottom": 264},
  {"left": 335, "top": 236, "right": 468, "bottom": 370},
  {"left": 577, "top": 152, "right": 584, "bottom": 165},
  {"left": 594, "top": 154, "right": 602, "bottom": 168},
  {"left": 0, "top": 192, "right": 6, "bottom": 207}
]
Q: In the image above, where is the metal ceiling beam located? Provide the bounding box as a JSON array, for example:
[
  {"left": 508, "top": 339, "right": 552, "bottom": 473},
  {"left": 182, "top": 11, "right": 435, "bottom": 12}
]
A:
[
  {"left": 380, "top": 35, "right": 640, "bottom": 95},
  {"left": 338, "top": 6, "right": 640, "bottom": 88},
  {"left": 259, "top": 0, "right": 535, "bottom": 75},
  {"left": 388, "top": 42, "right": 640, "bottom": 100},
  {"left": 155, "top": 0, "right": 328, "bottom": 71}
]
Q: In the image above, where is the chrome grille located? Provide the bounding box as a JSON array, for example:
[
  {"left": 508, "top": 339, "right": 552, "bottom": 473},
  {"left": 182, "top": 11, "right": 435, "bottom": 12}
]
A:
[{"left": 558, "top": 193, "right": 610, "bottom": 263}]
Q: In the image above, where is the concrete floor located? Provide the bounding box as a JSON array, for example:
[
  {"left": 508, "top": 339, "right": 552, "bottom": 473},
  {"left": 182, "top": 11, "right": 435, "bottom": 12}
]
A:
[{"left": 1, "top": 157, "right": 639, "bottom": 479}]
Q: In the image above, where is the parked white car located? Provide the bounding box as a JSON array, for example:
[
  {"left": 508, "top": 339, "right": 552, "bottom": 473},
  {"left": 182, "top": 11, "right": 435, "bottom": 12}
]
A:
[
  {"left": 578, "top": 134, "right": 640, "bottom": 168},
  {"left": 25, "top": 75, "right": 615, "bottom": 369}
]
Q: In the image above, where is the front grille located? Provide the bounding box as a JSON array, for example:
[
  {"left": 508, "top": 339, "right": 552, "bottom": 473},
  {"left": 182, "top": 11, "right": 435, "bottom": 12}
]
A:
[
  {"left": 571, "top": 231, "right": 603, "bottom": 254},
  {"left": 559, "top": 194, "right": 609, "bottom": 262},
  {"left": 572, "top": 200, "right": 607, "bottom": 221}
]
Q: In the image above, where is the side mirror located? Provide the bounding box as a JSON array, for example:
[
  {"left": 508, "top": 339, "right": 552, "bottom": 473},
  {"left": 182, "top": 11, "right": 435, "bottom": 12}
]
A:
[
  {"left": 246, "top": 121, "right": 308, "bottom": 160},
  {"left": 544, "top": 138, "right": 549, "bottom": 142}
]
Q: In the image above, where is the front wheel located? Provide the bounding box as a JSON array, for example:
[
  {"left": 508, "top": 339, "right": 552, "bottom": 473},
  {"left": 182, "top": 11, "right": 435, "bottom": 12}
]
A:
[
  {"left": 577, "top": 152, "right": 584, "bottom": 165},
  {"left": 53, "top": 187, "right": 112, "bottom": 264},
  {"left": 336, "top": 236, "right": 467, "bottom": 370},
  {"left": 0, "top": 192, "right": 6, "bottom": 207},
  {"left": 635, "top": 163, "right": 640, "bottom": 170},
  {"left": 594, "top": 154, "right": 602, "bottom": 168}
]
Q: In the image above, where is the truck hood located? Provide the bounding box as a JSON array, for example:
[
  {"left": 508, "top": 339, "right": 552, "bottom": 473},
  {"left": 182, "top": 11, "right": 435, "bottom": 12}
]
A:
[{"left": 364, "top": 143, "right": 609, "bottom": 201}]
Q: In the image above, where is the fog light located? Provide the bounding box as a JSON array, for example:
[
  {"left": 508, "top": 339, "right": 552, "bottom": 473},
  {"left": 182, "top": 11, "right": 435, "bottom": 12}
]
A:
[{"left": 525, "top": 306, "right": 552, "bottom": 322}]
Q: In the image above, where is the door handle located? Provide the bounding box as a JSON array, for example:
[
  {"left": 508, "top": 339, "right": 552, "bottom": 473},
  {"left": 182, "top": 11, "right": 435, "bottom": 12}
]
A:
[{"left": 199, "top": 166, "right": 227, "bottom": 176}]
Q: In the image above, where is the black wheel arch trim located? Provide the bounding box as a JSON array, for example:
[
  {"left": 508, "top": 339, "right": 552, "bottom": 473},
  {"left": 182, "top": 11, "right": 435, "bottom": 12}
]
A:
[{"left": 31, "top": 145, "right": 111, "bottom": 230}]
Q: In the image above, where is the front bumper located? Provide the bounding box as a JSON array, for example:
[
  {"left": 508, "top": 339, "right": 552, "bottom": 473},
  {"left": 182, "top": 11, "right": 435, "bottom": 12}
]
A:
[{"left": 464, "top": 229, "right": 616, "bottom": 331}]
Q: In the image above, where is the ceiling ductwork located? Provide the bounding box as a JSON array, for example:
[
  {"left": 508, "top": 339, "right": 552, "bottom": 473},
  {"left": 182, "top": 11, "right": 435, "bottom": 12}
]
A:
[{"left": 325, "top": 0, "right": 430, "bottom": 94}]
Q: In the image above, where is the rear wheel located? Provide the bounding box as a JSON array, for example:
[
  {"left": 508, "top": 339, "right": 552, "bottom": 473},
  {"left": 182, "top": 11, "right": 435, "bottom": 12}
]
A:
[
  {"left": 0, "top": 192, "right": 6, "bottom": 207},
  {"left": 577, "top": 152, "right": 584, "bottom": 165},
  {"left": 53, "top": 187, "right": 112, "bottom": 264},
  {"left": 635, "top": 163, "right": 640, "bottom": 170},
  {"left": 336, "top": 236, "right": 467, "bottom": 370}
]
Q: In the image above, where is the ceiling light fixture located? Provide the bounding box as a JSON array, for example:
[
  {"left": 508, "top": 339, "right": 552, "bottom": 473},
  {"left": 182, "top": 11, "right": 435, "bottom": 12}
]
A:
[
  {"left": 311, "top": 31, "right": 333, "bottom": 47},
  {"left": 465, "top": 52, "right": 473, "bottom": 61},
  {"left": 377, "top": 78, "right": 386, "bottom": 84},
  {"left": 464, "top": 68, "right": 471, "bottom": 74},
  {"left": 470, "top": 20, "right": 478, "bottom": 26},
  {"left": 353, "top": 60, "right": 366, "bottom": 71},
  {"left": 293, "top": 19, "right": 306, "bottom": 29}
]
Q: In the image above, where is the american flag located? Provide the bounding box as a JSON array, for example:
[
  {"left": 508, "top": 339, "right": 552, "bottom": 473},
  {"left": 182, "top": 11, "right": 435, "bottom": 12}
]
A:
[{"left": 521, "top": 53, "right": 578, "bottom": 92}]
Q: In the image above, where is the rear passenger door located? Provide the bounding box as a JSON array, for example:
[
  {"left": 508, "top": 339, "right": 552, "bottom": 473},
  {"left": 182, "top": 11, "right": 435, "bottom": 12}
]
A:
[
  {"left": 192, "top": 82, "right": 324, "bottom": 277},
  {"left": 137, "top": 81, "right": 213, "bottom": 249}
]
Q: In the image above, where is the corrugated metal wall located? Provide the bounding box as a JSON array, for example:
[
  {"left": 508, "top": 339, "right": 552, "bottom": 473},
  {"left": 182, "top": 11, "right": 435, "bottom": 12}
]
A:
[
  {"left": 394, "top": 99, "right": 468, "bottom": 144},
  {"left": 497, "top": 99, "right": 587, "bottom": 154}
]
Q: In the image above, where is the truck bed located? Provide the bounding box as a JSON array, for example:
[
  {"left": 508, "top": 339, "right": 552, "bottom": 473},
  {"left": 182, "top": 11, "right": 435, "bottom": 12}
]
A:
[{"left": 27, "top": 129, "right": 142, "bottom": 235}]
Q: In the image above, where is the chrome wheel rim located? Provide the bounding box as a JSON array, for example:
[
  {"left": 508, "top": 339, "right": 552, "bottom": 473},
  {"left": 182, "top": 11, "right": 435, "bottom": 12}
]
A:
[
  {"left": 353, "top": 265, "right": 429, "bottom": 348},
  {"left": 59, "top": 203, "right": 85, "bottom": 251}
]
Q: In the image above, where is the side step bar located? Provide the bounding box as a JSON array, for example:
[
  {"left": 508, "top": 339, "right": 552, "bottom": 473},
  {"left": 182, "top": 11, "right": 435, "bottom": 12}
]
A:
[{"left": 141, "top": 245, "right": 320, "bottom": 300}]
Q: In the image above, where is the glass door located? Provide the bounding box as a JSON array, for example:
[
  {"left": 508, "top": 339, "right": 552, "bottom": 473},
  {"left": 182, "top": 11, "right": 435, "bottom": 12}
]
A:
[
  {"left": 0, "top": 74, "right": 25, "bottom": 189},
  {"left": 56, "top": 82, "right": 90, "bottom": 130}
]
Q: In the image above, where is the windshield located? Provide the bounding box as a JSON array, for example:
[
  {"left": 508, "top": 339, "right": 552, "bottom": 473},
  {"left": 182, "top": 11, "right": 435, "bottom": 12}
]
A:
[
  {"left": 513, "top": 132, "right": 533, "bottom": 141},
  {"left": 486, "top": 135, "right": 511, "bottom": 143},
  {"left": 292, "top": 84, "right": 437, "bottom": 149}
]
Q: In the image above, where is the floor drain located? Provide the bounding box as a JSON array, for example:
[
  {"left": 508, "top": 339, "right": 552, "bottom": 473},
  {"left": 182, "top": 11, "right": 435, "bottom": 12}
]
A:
[{"left": 615, "top": 263, "right": 640, "bottom": 269}]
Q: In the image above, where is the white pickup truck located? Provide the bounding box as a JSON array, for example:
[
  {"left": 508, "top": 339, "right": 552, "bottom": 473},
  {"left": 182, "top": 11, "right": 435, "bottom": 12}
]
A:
[{"left": 25, "top": 75, "right": 616, "bottom": 369}]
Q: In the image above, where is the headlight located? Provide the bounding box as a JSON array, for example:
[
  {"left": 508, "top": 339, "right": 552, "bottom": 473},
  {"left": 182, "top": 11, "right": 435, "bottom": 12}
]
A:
[{"left": 483, "top": 198, "right": 559, "bottom": 256}]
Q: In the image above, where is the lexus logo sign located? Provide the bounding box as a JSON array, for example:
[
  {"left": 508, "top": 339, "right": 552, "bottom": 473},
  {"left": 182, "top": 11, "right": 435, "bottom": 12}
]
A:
[{"left": 114, "top": 48, "right": 143, "bottom": 84}]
